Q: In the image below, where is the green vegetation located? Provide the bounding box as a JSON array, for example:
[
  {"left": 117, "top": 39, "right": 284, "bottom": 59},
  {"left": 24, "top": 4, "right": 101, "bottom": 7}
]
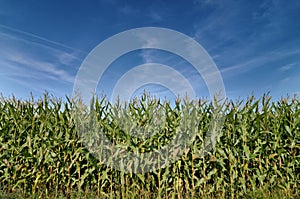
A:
[{"left": 0, "top": 93, "right": 299, "bottom": 198}]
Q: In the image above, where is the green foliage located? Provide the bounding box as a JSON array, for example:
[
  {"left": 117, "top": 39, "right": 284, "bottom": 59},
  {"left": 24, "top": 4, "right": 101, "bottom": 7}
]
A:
[{"left": 0, "top": 93, "right": 299, "bottom": 198}]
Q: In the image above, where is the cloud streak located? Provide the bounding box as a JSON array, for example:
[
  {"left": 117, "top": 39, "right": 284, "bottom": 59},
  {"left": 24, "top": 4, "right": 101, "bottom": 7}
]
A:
[
  {"left": 0, "top": 24, "right": 83, "bottom": 52},
  {"left": 8, "top": 53, "right": 74, "bottom": 83},
  {"left": 0, "top": 24, "right": 83, "bottom": 98}
]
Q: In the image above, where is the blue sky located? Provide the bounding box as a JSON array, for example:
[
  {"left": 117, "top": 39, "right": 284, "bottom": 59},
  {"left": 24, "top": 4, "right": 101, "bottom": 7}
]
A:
[{"left": 0, "top": 0, "right": 299, "bottom": 102}]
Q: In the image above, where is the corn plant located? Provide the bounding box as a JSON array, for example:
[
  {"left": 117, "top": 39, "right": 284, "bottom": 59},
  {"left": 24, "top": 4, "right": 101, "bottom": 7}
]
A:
[{"left": 0, "top": 93, "right": 299, "bottom": 198}]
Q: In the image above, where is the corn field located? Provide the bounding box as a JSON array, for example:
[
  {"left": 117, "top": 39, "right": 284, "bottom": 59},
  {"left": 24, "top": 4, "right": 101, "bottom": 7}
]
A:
[{"left": 0, "top": 93, "right": 299, "bottom": 198}]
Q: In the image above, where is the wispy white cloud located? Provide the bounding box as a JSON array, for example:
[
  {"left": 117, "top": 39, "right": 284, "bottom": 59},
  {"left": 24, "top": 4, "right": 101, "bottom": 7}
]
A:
[
  {"left": 0, "top": 25, "right": 85, "bottom": 67},
  {"left": 0, "top": 25, "right": 83, "bottom": 98},
  {"left": 220, "top": 48, "right": 300, "bottom": 78},
  {"left": 278, "top": 63, "right": 294, "bottom": 72},
  {"left": 140, "top": 50, "right": 155, "bottom": 63},
  {"left": 0, "top": 24, "right": 84, "bottom": 75},
  {"left": 5, "top": 51, "right": 75, "bottom": 83},
  {"left": 193, "top": 0, "right": 299, "bottom": 57},
  {"left": 190, "top": 0, "right": 300, "bottom": 87},
  {"left": 280, "top": 77, "right": 291, "bottom": 83},
  {"left": 0, "top": 24, "right": 82, "bottom": 52},
  {"left": 56, "top": 51, "right": 82, "bottom": 66},
  {"left": 148, "top": 11, "right": 163, "bottom": 22},
  {"left": 0, "top": 25, "right": 85, "bottom": 76}
]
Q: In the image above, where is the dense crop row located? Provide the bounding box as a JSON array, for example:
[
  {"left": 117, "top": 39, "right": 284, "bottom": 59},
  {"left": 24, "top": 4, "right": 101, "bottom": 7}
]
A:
[{"left": 0, "top": 94, "right": 299, "bottom": 198}]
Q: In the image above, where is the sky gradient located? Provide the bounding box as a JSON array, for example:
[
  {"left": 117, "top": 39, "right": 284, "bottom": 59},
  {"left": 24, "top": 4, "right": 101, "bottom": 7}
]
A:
[{"left": 0, "top": 0, "right": 299, "bottom": 102}]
